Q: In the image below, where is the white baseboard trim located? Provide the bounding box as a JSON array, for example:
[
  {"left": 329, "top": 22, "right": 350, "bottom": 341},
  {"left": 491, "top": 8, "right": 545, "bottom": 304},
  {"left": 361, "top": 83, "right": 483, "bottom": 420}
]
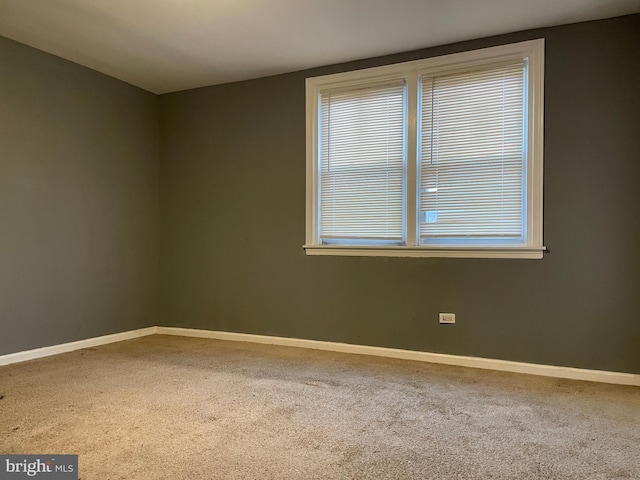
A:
[
  {"left": 156, "top": 327, "right": 640, "bottom": 387},
  {"left": 0, "top": 326, "right": 157, "bottom": 366},
  {"left": 2, "top": 326, "right": 638, "bottom": 387}
]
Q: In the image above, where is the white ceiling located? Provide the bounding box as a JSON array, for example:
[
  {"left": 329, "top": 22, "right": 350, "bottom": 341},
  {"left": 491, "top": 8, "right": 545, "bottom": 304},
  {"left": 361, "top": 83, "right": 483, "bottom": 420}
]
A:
[{"left": 1, "top": 0, "right": 639, "bottom": 94}]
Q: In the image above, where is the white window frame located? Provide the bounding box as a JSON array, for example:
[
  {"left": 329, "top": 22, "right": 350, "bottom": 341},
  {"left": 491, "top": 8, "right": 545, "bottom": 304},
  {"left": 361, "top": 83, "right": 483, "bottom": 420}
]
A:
[{"left": 305, "top": 39, "right": 545, "bottom": 259}]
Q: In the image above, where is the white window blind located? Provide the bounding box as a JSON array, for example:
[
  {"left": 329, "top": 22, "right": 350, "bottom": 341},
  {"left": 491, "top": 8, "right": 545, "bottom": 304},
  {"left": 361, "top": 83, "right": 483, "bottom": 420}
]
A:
[
  {"left": 319, "top": 82, "right": 406, "bottom": 244},
  {"left": 420, "top": 63, "right": 526, "bottom": 242}
]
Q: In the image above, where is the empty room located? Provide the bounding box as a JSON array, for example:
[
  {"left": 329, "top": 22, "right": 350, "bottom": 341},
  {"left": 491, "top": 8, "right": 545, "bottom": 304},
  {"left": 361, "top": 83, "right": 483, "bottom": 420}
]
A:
[{"left": 1, "top": 1, "right": 639, "bottom": 478}]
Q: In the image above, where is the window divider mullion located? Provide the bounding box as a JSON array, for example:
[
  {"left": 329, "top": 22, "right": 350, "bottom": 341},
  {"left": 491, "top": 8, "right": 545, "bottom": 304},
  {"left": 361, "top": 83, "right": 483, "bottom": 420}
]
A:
[{"left": 405, "top": 74, "right": 418, "bottom": 247}]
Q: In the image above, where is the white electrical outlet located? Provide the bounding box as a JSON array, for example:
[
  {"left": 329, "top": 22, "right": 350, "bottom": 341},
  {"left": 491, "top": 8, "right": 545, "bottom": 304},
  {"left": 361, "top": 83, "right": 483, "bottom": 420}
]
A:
[{"left": 439, "top": 313, "right": 456, "bottom": 324}]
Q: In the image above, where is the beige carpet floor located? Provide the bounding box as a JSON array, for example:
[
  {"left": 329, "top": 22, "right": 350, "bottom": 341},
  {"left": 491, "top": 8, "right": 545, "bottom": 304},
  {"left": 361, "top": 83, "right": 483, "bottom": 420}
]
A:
[{"left": 0, "top": 334, "right": 638, "bottom": 479}]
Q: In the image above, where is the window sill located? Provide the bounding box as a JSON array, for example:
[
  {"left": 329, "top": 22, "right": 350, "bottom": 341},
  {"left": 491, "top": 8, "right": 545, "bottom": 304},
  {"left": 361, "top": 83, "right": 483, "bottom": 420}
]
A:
[{"left": 303, "top": 245, "right": 545, "bottom": 259}]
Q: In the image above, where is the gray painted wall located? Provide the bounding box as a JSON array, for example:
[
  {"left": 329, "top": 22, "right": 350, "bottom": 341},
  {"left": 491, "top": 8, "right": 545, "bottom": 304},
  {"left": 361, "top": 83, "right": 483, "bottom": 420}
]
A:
[
  {"left": 0, "top": 36, "right": 159, "bottom": 355},
  {"left": 159, "top": 15, "right": 640, "bottom": 374},
  {"left": 2, "top": 15, "right": 638, "bottom": 374}
]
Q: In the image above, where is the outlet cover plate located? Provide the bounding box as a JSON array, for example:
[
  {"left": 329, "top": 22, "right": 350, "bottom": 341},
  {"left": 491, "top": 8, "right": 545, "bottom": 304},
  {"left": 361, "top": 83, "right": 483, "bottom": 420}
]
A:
[{"left": 439, "top": 313, "right": 456, "bottom": 324}]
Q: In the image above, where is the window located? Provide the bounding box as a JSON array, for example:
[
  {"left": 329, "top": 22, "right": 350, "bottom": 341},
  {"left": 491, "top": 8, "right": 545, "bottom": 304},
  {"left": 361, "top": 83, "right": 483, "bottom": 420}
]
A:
[{"left": 305, "top": 40, "right": 545, "bottom": 259}]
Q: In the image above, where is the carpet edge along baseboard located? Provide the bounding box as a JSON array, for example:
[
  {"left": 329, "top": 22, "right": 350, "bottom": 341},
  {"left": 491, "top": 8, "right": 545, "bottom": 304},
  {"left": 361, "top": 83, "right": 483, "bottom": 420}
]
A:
[{"left": 1, "top": 326, "right": 638, "bottom": 387}]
